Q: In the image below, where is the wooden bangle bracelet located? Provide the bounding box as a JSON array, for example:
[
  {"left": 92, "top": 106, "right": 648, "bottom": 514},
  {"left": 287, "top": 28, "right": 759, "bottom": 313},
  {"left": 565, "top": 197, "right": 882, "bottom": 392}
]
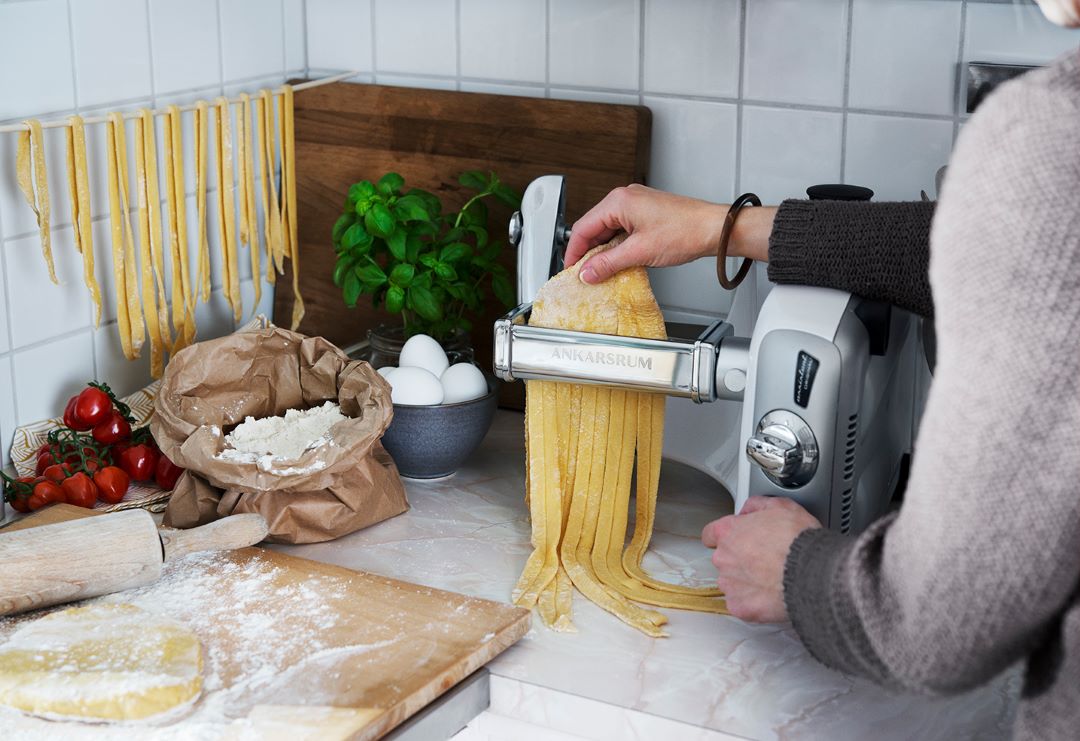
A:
[{"left": 716, "top": 193, "right": 760, "bottom": 290}]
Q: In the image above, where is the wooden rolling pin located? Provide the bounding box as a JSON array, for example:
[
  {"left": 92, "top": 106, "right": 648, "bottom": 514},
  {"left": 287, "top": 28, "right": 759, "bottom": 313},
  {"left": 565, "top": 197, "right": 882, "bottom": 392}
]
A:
[{"left": 0, "top": 509, "right": 268, "bottom": 616}]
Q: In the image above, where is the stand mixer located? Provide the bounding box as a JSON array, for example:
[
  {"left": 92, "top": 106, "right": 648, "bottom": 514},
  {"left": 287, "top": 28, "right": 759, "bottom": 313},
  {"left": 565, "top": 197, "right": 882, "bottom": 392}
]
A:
[{"left": 494, "top": 175, "right": 920, "bottom": 533}]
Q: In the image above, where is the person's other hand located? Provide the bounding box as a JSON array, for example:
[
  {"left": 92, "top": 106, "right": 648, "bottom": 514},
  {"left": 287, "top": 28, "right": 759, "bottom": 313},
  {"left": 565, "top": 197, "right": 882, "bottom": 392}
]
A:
[
  {"left": 701, "top": 496, "right": 822, "bottom": 623},
  {"left": 564, "top": 185, "right": 728, "bottom": 284}
]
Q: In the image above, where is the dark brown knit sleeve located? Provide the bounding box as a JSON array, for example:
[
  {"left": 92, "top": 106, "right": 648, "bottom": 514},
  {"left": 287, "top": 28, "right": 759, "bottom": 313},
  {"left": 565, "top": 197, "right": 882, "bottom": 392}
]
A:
[{"left": 767, "top": 200, "right": 935, "bottom": 318}]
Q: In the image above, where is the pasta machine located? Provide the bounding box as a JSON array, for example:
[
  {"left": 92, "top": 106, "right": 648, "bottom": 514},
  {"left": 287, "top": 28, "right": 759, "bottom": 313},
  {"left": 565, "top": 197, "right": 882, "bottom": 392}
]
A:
[{"left": 495, "top": 175, "right": 920, "bottom": 534}]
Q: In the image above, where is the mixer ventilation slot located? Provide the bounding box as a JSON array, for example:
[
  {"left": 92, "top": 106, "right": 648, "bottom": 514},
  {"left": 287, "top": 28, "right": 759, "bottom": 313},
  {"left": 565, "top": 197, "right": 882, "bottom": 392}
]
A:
[{"left": 839, "top": 414, "right": 858, "bottom": 533}]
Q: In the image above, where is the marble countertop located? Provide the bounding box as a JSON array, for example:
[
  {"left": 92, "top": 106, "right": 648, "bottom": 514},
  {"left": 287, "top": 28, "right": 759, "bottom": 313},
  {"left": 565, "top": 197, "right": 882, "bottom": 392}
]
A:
[{"left": 274, "top": 410, "right": 1019, "bottom": 741}]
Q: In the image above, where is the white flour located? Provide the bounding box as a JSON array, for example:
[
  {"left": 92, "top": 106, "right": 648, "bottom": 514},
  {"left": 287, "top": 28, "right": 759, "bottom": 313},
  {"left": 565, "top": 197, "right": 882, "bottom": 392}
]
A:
[
  {"left": 216, "top": 402, "right": 346, "bottom": 466},
  {"left": 0, "top": 551, "right": 398, "bottom": 740}
]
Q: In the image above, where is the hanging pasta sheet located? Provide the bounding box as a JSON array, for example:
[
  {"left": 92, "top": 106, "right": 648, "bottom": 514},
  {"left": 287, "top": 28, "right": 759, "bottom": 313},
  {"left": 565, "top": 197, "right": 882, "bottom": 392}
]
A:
[
  {"left": 65, "top": 115, "right": 103, "bottom": 326},
  {"left": 514, "top": 240, "right": 728, "bottom": 637},
  {"left": 105, "top": 112, "right": 145, "bottom": 361},
  {"left": 16, "top": 120, "right": 57, "bottom": 285}
]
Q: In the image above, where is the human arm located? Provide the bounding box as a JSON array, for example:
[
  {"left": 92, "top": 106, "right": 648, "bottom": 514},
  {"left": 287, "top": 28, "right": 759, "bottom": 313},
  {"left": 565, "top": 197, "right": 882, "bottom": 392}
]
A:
[
  {"left": 564, "top": 186, "right": 935, "bottom": 317},
  {"left": 708, "top": 64, "right": 1080, "bottom": 694}
]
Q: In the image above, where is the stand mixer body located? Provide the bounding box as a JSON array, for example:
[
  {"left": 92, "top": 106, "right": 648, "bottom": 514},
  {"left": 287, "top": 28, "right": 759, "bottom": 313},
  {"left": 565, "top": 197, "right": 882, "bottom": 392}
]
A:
[{"left": 495, "top": 175, "right": 920, "bottom": 533}]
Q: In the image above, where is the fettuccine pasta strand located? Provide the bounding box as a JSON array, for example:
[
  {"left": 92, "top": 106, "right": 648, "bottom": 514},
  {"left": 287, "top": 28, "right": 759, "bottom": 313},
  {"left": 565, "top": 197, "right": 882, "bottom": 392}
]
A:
[
  {"left": 65, "top": 115, "right": 103, "bottom": 326},
  {"left": 16, "top": 120, "right": 57, "bottom": 284}
]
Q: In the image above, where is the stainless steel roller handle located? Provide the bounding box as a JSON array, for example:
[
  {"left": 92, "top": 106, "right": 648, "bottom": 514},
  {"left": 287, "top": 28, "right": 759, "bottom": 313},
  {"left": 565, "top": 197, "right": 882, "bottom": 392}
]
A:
[{"left": 493, "top": 304, "right": 748, "bottom": 403}]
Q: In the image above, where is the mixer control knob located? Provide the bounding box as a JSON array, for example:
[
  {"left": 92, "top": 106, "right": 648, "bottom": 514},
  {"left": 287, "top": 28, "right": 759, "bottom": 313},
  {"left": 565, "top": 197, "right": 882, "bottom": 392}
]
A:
[
  {"left": 509, "top": 211, "right": 524, "bottom": 247},
  {"left": 746, "top": 410, "right": 818, "bottom": 488}
]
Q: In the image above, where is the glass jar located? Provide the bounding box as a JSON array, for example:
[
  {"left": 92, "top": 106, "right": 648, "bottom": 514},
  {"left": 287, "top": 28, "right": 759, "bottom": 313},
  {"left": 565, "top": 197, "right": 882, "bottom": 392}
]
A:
[{"left": 364, "top": 325, "right": 474, "bottom": 369}]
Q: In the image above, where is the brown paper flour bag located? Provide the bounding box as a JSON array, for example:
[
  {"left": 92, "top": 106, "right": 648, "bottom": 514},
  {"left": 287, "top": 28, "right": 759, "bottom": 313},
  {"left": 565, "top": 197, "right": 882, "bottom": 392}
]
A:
[{"left": 154, "top": 327, "right": 408, "bottom": 543}]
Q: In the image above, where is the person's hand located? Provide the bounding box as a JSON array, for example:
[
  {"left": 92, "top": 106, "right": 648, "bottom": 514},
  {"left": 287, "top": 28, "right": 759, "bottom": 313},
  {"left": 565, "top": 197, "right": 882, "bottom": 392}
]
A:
[
  {"left": 564, "top": 185, "right": 729, "bottom": 284},
  {"left": 701, "top": 496, "right": 822, "bottom": 623}
]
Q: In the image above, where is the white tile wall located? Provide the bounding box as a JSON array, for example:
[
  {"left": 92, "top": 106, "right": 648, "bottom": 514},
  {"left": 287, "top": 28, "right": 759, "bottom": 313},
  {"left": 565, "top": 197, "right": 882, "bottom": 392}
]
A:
[
  {"left": 848, "top": 0, "right": 963, "bottom": 116},
  {"left": 743, "top": 0, "right": 850, "bottom": 107},
  {"left": 549, "top": 0, "right": 640, "bottom": 90},
  {"left": 460, "top": 0, "right": 546, "bottom": 83},
  {"left": 643, "top": 0, "right": 740, "bottom": 99},
  {"left": 740, "top": 106, "right": 843, "bottom": 204},
  {"left": 0, "top": 0, "right": 302, "bottom": 464},
  {"left": 1, "top": 0, "right": 1078, "bottom": 467}
]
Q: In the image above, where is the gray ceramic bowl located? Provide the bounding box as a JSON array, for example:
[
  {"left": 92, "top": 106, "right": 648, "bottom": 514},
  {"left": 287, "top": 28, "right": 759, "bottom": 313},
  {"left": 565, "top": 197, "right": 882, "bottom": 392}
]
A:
[{"left": 381, "top": 376, "right": 498, "bottom": 479}]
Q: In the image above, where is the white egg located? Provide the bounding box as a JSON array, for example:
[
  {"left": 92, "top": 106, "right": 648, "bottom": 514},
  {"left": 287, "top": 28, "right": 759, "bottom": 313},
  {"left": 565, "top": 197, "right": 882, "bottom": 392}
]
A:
[
  {"left": 377, "top": 366, "right": 397, "bottom": 380},
  {"left": 388, "top": 366, "right": 445, "bottom": 406},
  {"left": 399, "top": 334, "right": 449, "bottom": 377},
  {"left": 440, "top": 363, "right": 488, "bottom": 404}
]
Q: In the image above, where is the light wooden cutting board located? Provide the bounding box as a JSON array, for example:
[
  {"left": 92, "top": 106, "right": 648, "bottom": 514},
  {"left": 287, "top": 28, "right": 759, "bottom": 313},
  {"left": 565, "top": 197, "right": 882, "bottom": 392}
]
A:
[{"left": 1, "top": 505, "right": 530, "bottom": 739}]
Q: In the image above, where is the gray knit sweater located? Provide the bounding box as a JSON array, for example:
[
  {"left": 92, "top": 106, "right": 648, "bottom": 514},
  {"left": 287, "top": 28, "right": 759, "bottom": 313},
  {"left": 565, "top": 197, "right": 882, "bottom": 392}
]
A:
[{"left": 769, "top": 51, "right": 1080, "bottom": 741}]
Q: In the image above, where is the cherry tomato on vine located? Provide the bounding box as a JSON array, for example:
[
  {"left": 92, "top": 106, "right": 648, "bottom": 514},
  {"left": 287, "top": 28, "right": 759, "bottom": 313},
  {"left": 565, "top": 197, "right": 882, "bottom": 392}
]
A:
[
  {"left": 42, "top": 463, "right": 70, "bottom": 484},
  {"left": 35, "top": 443, "right": 60, "bottom": 475},
  {"left": 28, "top": 481, "right": 65, "bottom": 510},
  {"left": 154, "top": 455, "right": 184, "bottom": 491},
  {"left": 94, "top": 466, "right": 130, "bottom": 504},
  {"left": 118, "top": 443, "right": 158, "bottom": 482},
  {"left": 74, "top": 387, "right": 113, "bottom": 428},
  {"left": 63, "top": 396, "right": 92, "bottom": 431},
  {"left": 61, "top": 472, "right": 98, "bottom": 508},
  {"left": 92, "top": 410, "right": 132, "bottom": 446}
]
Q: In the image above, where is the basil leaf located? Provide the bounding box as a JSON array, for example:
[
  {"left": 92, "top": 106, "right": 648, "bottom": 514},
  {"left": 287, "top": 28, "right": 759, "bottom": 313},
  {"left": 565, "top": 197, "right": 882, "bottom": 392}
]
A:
[
  {"left": 332, "top": 214, "right": 354, "bottom": 243},
  {"left": 409, "top": 285, "right": 442, "bottom": 321},
  {"left": 389, "top": 263, "right": 415, "bottom": 287},
  {"left": 343, "top": 272, "right": 362, "bottom": 308},
  {"left": 458, "top": 170, "right": 488, "bottom": 192},
  {"left": 439, "top": 242, "right": 471, "bottom": 263},
  {"left": 377, "top": 172, "right": 405, "bottom": 196},
  {"left": 386, "top": 227, "right": 407, "bottom": 260},
  {"left": 341, "top": 222, "right": 371, "bottom": 249},
  {"left": 355, "top": 262, "right": 387, "bottom": 288},
  {"left": 434, "top": 262, "right": 457, "bottom": 281},
  {"left": 492, "top": 182, "right": 521, "bottom": 208},
  {"left": 393, "top": 194, "right": 431, "bottom": 222},
  {"left": 365, "top": 203, "right": 396, "bottom": 239},
  {"left": 385, "top": 285, "right": 405, "bottom": 314}
]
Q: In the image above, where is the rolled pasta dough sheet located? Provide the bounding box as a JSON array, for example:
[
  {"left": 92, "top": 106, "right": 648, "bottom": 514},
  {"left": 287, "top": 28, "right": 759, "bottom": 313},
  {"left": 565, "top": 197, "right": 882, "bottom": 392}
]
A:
[{"left": 0, "top": 604, "right": 203, "bottom": 722}]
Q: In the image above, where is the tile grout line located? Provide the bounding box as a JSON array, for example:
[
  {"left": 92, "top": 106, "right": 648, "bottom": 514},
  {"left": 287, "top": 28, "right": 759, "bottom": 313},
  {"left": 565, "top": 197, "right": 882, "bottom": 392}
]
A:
[
  {"left": 0, "top": 171, "right": 17, "bottom": 430},
  {"left": 839, "top": 0, "right": 855, "bottom": 184},
  {"left": 733, "top": 0, "right": 747, "bottom": 197},
  {"left": 280, "top": 0, "right": 288, "bottom": 80},
  {"left": 65, "top": 0, "right": 80, "bottom": 112},
  {"left": 215, "top": 0, "right": 227, "bottom": 97},
  {"left": 544, "top": 0, "right": 551, "bottom": 99},
  {"left": 302, "top": 0, "right": 310, "bottom": 78},
  {"left": 455, "top": 0, "right": 462, "bottom": 91},
  {"left": 638, "top": 0, "right": 646, "bottom": 108},
  {"left": 953, "top": 0, "right": 969, "bottom": 149},
  {"left": 369, "top": 0, "right": 378, "bottom": 79}
]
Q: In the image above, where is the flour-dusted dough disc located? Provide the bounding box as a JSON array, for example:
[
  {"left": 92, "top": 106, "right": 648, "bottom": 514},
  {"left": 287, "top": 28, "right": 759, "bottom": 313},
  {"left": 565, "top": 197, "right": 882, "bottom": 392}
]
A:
[{"left": 0, "top": 603, "right": 203, "bottom": 722}]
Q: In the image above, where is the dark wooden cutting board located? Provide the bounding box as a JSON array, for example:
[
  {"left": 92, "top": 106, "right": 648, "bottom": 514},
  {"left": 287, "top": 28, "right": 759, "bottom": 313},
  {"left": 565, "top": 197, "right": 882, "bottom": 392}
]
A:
[{"left": 272, "top": 82, "right": 651, "bottom": 408}]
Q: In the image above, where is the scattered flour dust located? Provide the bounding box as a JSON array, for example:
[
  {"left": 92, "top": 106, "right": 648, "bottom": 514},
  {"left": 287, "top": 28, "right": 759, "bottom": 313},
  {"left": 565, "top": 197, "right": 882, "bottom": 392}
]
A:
[
  {"left": 0, "top": 551, "right": 400, "bottom": 740},
  {"left": 215, "top": 401, "right": 346, "bottom": 472}
]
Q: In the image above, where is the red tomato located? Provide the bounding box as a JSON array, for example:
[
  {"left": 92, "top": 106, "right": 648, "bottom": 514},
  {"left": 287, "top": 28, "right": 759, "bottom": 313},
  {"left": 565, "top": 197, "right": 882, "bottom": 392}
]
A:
[
  {"left": 94, "top": 466, "right": 130, "bottom": 504},
  {"left": 92, "top": 410, "right": 132, "bottom": 446},
  {"left": 35, "top": 443, "right": 61, "bottom": 475},
  {"left": 63, "top": 395, "right": 92, "bottom": 431},
  {"left": 4, "top": 476, "right": 35, "bottom": 513},
  {"left": 28, "top": 481, "right": 65, "bottom": 510},
  {"left": 80, "top": 457, "right": 103, "bottom": 475},
  {"left": 74, "top": 387, "right": 113, "bottom": 428},
  {"left": 118, "top": 444, "right": 158, "bottom": 482},
  {"left": 154, "top": 455, "right": 184, "bottom": 491},
  {"left": 61, "top": 472, "right": 98, "bottom": 508},
  {"left": 42, "top": 463, "right": 69, "bottom": 483}
]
